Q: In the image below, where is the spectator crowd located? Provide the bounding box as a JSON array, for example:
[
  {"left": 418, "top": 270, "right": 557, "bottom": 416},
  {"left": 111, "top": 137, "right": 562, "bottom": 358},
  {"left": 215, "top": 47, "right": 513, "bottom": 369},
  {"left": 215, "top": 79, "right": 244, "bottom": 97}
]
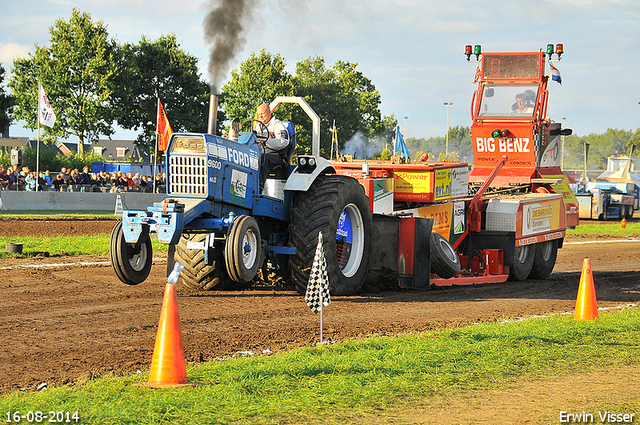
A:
[{"left": 0, "top": 164, "right": 166, "bottom": 193}]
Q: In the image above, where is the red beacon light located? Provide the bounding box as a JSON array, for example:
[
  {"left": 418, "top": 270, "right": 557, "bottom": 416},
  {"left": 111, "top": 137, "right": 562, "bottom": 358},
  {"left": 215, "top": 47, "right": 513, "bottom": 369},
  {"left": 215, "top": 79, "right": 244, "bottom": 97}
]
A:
[
  {"left": 465, "top": 44, "right": 481, "bottom": 61},
  {"left": 555, "top": 43, "right": 564, "bottom": 59}
]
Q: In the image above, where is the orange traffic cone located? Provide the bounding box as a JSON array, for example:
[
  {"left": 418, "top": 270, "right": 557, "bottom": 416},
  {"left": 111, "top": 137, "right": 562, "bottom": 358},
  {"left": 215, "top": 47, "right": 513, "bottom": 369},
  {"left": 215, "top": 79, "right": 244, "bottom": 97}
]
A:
[
  {"left": 144, "top": 263, "right": 195, "bottom": 388},
  {"left": 574, "top": 259, "right": 598, "bottom": 320}
]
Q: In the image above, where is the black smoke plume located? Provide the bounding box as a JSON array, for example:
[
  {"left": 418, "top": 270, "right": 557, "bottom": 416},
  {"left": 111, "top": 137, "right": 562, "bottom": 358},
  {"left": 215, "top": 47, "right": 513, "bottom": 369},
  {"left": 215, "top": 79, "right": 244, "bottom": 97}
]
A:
[{"left": 204, "top": 0, "right": 257, "bottom": 93}]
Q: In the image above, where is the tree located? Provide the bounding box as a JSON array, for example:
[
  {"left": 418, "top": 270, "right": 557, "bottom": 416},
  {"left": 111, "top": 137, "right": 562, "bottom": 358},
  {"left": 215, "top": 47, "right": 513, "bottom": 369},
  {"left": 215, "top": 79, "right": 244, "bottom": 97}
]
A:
[
  {"left": 445, "top": 125, "right": 473, "bottom": 163},
  {"left": 114, "top": 34, "right": 210, "bottom": 155},
  {"left": 221, "top": 52, "right": 389, "bottom": 156},
  {"left": 293, "top": 57, "right": 385, "bottom": 155},
  {"left": 0, "top": 64, "right": 14, "bottom": 133},
  {"left": 220, "top": 50, "right": 295, "bottom": 133},
  {"left": 403, "top": 126, "right": 473, "bottom": 164},
  {"left": 625, "top": 128, "right": 640, "bottom": 155},
  {"left": 9, "top": 9, "right": 120, "bottom": 154},
  {"left": 561, "top": 129, "right": 634, "bottom": 173},
  {"left": 333, "top": 60, "right": 383, "bottom": 136},
  {"left": 292, "top": 56, "right": 343, "bottom": 154}
]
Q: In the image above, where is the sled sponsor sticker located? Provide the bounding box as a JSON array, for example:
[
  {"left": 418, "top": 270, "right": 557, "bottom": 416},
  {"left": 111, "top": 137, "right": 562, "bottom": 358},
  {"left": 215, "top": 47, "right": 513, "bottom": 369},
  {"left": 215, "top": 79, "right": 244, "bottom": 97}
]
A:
[
  {"left": 520, "top": 198, "right": 563, "bottom": 237},
  {"left": 453, "top": 201, "right": 465, "bottom": 235},
  {"left": 451, "top": 167, "right": 469, "bottom": 198},
  {"left": 372, "top": 178, "right": 394, "bottom": 214},
  {"left": 397, "top": 202, "right": 454, "bottom": 240},
  {"left": 393, "top": 171, "right": 432, "bottom": 200},
  {"left": 434, "top": 169, "right": 452, "bottom": 201}
]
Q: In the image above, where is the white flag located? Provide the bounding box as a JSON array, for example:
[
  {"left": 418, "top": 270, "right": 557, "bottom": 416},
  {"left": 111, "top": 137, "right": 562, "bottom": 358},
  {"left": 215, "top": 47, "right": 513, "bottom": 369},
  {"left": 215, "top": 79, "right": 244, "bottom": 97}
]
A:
[
  {"left": 38, "top": 82, "right": 56, "bottom": 128},
  {"left": 305, "top": 231, "right": 331, "bottom": 314}
]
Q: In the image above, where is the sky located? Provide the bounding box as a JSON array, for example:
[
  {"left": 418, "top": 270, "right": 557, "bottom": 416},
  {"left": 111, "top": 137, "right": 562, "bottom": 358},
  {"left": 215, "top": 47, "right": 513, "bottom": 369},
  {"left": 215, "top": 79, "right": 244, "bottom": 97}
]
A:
[{"left": 1, "top": 0, "right": 640, "bottom": 143}]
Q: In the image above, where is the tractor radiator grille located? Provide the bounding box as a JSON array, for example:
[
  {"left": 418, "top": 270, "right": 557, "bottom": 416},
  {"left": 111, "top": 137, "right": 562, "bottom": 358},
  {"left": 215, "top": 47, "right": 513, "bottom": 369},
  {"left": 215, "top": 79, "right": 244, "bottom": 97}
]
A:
[{"left": 169, "top": 155, "right": 207, "bottom": 196}]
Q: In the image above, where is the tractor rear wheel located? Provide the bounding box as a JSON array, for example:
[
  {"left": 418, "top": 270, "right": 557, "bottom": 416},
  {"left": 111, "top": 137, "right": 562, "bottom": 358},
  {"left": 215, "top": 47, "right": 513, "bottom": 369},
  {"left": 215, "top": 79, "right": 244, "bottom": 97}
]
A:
[
  {"left": 529, "top": 239, "right": 558, "bottom": 279},
  {"left": 175, "top": 233, "right": 231, "bottom": 290},
  {"left": 289, "top": 175, "right": 372, "bottom": 295},
  {"left": 110, "top": 221, "right": 153, "bottom": 285},
  {"left": 509, "top": 243, "right": 535, "bottom": 281}
]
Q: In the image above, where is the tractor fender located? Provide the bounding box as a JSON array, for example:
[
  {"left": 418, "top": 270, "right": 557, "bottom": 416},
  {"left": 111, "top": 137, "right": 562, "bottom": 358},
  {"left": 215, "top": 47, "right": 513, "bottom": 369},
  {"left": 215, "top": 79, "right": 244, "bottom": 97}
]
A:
[{"left": 284, "top": 157, "right": 336, "bottom": 192}]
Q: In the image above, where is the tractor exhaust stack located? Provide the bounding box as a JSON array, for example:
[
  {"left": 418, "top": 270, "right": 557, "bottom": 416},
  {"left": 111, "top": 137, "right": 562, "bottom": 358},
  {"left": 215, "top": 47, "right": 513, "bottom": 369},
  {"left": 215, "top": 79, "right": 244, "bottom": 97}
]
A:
[{"left": 207, "top": 94, "right": 218, "bottom": 135}]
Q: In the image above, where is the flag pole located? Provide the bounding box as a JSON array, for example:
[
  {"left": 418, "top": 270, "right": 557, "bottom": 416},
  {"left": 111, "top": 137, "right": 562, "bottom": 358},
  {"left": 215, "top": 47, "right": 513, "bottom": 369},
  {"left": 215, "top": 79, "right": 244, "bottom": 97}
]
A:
[
  {"left": 330, "top": 120, "right": 334, "bottom": 161},
  {"left": 304, "top": 230, "right": 331, "bottom": 345},
  {"left": 393, "top": 126, "right": 398, "bottom": 158},
  {"left": 319, "top": 231, "right": 324, "bottom": 344},
  {"left": 154, "top": 98, "right": 159, "bottom": 194},
  {"left": 319, "top": 284, "right": 324, "bottom": 344},
  {"left": 36, "top": 81, "right": 41, "bottom": 192}
]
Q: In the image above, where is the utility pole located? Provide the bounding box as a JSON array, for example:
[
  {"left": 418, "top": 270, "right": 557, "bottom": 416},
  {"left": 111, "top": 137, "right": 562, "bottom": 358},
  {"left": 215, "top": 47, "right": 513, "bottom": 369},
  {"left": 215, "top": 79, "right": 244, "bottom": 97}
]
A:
[
  {"left": 404, "top": 116, "right": 408, "bottom": 138},
  {"left": 561, "top": 117, "right": 566, "bottom": 171},
  {"left": 444, "top": 102, "right": 453, "bottom": 155}
]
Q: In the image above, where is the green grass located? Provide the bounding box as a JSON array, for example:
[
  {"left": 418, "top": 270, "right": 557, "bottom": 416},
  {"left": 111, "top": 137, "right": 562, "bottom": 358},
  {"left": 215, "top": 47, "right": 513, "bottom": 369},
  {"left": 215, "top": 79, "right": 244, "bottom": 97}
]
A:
[
  {"left": 0, "top": 234, "right": 168, "bottom": 258},
  {"left": 0, "top": 210, "right": 116, "bottom": 218},
  {"left": 566, "top": 220, "right": 640, "bottom": 237},
  {"left": 0, "top": 211, "right": 168, "bottom": 257},
  {"left": 0, "top": 308, "right": 638, "bottom": 424}
]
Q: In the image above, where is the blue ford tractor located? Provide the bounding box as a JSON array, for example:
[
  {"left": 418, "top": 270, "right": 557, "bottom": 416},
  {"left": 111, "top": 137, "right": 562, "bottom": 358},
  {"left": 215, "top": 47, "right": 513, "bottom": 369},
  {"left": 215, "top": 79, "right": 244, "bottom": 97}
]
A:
[{"left": 110, "top": 96, "right": 373, "bottom": 295}]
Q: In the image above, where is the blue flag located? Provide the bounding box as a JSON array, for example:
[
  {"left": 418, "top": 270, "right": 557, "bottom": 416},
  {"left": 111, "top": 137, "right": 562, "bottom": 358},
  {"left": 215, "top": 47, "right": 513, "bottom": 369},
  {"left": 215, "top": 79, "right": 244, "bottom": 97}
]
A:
[{"left": 395, "top": 126, "right": 410, "bottom": 160}]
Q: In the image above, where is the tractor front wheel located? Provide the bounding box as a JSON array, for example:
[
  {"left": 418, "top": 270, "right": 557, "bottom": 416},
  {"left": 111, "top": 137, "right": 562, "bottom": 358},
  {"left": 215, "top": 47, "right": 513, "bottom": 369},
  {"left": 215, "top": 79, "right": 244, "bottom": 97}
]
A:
[
  {"left": 225, "top": 215, "right": 262, "bottom": 283},
  {"left": 110, "top": 221, "right": 153, "bottom": 285}
]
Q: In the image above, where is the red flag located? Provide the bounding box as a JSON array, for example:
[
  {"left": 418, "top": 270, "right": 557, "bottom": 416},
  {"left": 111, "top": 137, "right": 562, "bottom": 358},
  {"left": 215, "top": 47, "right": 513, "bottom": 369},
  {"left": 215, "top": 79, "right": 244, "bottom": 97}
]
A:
[{"left": 157, "top": 99, "right": 173, "bottom": 152}]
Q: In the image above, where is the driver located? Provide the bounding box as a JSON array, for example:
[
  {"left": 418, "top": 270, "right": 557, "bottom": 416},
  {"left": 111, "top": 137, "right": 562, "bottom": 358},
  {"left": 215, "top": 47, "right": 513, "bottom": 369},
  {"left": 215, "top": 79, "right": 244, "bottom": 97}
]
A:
[
  {"left": 513, "top": 93, "right": 533, "bottom": 114},
  {"left": 255, "top": 103, "right": 290, "bottom": 186}
]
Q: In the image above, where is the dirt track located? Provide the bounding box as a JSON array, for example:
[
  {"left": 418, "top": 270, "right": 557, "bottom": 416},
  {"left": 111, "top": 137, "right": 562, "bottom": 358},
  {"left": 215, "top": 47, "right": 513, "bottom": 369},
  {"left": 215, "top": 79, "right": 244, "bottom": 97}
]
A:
[{"left": 0, "top": 218, "right": 639, "bottom": 393}]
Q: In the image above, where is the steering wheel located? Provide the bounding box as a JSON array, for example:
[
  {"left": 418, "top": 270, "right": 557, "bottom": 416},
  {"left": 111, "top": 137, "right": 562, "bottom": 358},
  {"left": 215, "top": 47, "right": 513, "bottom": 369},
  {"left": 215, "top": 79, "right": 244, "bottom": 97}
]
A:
[{"left": 243, "top": 119, "right": 269, "bottom": 145}]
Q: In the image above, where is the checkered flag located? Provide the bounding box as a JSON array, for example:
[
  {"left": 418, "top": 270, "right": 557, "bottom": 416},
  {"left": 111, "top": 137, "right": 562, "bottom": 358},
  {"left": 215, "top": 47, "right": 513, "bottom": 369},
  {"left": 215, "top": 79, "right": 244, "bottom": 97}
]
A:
[{"left": 305, "top": 231, "right": 331, "bottom": 314}]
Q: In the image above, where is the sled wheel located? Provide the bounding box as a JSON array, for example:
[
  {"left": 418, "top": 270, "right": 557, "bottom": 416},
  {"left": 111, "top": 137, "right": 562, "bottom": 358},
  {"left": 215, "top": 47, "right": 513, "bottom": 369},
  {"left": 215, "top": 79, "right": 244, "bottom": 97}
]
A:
[
  {"left": 110, "top": 221, "right": 153, "bottom": 285},
  {"left": 509, "top": 243, "right": 535, "bottom": 281},
  {"left": 225, "top": 215, "right": 262, "bottom": 283},
  {"left": 529, "top": 239, "right": 559, "bottom": 280},
  {"left": 430, "top": 232, "right": 461, "bottom": 279},
  {"left": 289, "top": 175, "right": 372, "bottom": 295}
]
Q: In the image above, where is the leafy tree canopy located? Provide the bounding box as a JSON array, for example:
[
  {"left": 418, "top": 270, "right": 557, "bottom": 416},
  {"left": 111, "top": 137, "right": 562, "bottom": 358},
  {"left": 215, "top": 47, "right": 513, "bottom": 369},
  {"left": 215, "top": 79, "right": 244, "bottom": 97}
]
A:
[
  {"left": 9, "top": 8, "right": 120, "bottom": 153},
  {"left": 220, "top": 51, "right": 390, "bottom": 156},
  {"left": 113, "top": 34, "right": 210, "bottom": 155},
  {"left": 562, "top": 128, "right": 636, "bottom": 173},
  {"left": 0, "top": 64, "right": 14, "bottom": 132},
  {"left": 406, "top": 125, "right": 473, "bottom": 164},
  {"left": 221, "top": 50, "right": 295, "bottom": 130}
]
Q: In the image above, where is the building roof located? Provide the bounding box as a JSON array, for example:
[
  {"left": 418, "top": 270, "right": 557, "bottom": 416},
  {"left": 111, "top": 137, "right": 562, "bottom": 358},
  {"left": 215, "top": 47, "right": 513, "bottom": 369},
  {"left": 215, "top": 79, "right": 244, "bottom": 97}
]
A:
[{"left": 91, "top": 139, "right": 147, "bottom": 161}]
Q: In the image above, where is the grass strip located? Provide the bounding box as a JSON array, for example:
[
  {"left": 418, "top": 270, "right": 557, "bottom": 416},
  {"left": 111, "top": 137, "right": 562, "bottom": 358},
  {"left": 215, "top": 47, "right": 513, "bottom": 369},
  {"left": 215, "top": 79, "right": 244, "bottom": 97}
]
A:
[
  {"left": 0, "top": 307, "right": 638, "bottom": 424},
  {"left": 0, "top": 234, "right": 167, "bottom": 258},
  {"left": 0, "top": 211, "right": 116, "bottom": 218},
  {"left": 566, "top": 220, "right": 640, "bottom": 237}
]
